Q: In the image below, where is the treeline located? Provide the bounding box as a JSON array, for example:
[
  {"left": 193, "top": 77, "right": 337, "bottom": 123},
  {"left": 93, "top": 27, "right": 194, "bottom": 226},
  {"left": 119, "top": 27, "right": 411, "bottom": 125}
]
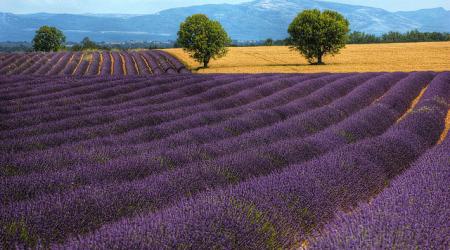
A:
[
  {"left": 70, "top": 37, "right": 174, "bottom": 51},
  {"left": 2, "top": 30, "right": 450, "bottom": 52},
  {"left": 348, "top": 29, "right": 450, "bottom": 44},
  {"left": 230, "top": 38, "right": 292, "bottom": 47},
  {"left": 0, "top": 42, "right": 33, "bottom": 52},
  {"left": 0, "top": 39, "right": 174, "bottom": 52},
  {"left": 256, "top": 30, "right": 450, "bottom": 46}
]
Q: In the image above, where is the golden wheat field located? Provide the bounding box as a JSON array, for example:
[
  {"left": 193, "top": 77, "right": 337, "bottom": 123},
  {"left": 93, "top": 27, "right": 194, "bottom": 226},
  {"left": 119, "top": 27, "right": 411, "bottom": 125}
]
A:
[{"left": 164, "top": 41, "right": 450, "bottom": 73}]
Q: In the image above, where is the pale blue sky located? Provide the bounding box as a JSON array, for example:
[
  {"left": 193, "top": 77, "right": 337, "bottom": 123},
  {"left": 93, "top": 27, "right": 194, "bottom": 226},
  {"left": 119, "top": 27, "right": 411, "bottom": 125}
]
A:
[{"left": 1, "top": 0, "right": 449, "bottom": 14}]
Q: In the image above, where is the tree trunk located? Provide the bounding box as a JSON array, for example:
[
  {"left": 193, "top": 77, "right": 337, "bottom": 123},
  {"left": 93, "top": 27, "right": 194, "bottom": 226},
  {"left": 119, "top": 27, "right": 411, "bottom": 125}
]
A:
[
  {"left": 317, "top": 53, "right": 323, "bottom": 65},
  {"left": 203, "top": 57, "right": 210, "bottom": 68}
]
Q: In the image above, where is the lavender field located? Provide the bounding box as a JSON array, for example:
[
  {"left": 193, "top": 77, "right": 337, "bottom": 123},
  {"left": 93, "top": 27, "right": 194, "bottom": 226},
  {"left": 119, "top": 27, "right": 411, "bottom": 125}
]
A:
[
  {"left": 0, "top": 71, "right": 449, "bottom": 249},
  {"left": 0, "top": 51, "right": 190, "bottom": 76}
]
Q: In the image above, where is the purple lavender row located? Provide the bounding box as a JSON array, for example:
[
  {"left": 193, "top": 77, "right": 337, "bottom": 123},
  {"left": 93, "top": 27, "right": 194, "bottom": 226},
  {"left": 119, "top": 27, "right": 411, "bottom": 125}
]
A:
[
  {"left": 149, "top": 72, "right": 413, "bottom": 170},
  {"left": 0, "top": 52, "right": 12, "bottom": 59},
  {"left": 57, "top": 72, "right": 448, "bottom": 249},
  {"left": 0, "top": 53, "right": 29, "bottom": 73},
  {"left": 0, "top": 73, "right": 324, "bottom": 182},
  {"left": 155, "top": 50, "right": 190, "bottom": 73},
  {"left": 59, "top": 52, "right": 81, "bottom": 76},
  {"left": 0, "top": 77, "right": 132, "bottom": 109},
  {"left": 149, "top": 50, "right": 177, "bottom": 74},
  {"left": 7, "top": 53, "right": 41, "bottom": 75},
  {"left": 0, "top": 73, "right": 409, "bottom": 244},
  {"left": 111, "top": 52, "right": 123, "bottom": 76},
  {"left": 0, "top": 74, "right": 110, "bottom": 102},
  {"left": 0, "top": 76, "right": 222, "bottom": 127},
  {"left": 0, "top": 77, "right": 55, "bottom": 96},
  {"left": 0, "top": 74, "right": 316, "bottom": 146},
  {"left": 0, "top": 76, "right": 248, "bottom": 138},
  {"left": 1, "top": 73, "right": 222, "bottom": 112},
  {"left": 0, "top": 76, "right": 59, "bottom": 91},
  {"left": 73, "top": 56, "right": 90, "bottom": 76},
  {"left": 0, "top": 74, "right": 190, "bottom": 99},
  {"left": 34, "top": 51, "right": 189, "bottom": 76},
  {"left": 0, "top": 77, "right": 146, "bottom": 116},
  {"left": 0, "top": 73, "right": 340, "bottom": 196},
  {"left": 309, "top": 134, "right": 449, "bottom": 249},
  {"left": 29, "top": 53, "right": 57, "bottom": 75},
  {"left": 0, "top": 53, "right": 32, "bottom": 75},
  {"left": 62, "top": 52, "right": 83, "bottom": 75},
  {"left": 88, "top": 74, "right": 335, "bottom": 146},
  {"left": 0, "top": 71, "right": 414, "bottom": 246},
  {"left": 99, "top": 52, "right": 111, "bottom": 75},
  {"left": 0, "top": 74, "right": 348, "bottom": 176},
  {"left": 141, "top": 51, "right": 163, "bottom": 75},
  {"left": 46, "top": 52, "right": 71, "bottom": 75},
  {"left": 85, "top": 52, "right": 100, "bottom": 76},
  {"left": 0, "top": 74, "right": 234, "bottom": 122},
  {"left": 0, "top": 74, "right": 34, "bottom": 85},
  {"left": 0, "top": 75, "right": 259, "bottom": 137},
  {"left": 34, "top": 53, "right": 65, "bottom": 76},
  {"left": 0, "top": 75, "right": 291, "bottom": 151},
  {"left": 0, "top": 75, "right": 71, "bottom": 88},
  {"left": 1, "top": 74, "right": 315, "bottom": 142},
  {"left": 108, "top": 73, "right": 380, "bottom": 154},
  {"left": 0, "top": 75, "right": 195, "bottom": 125},
  {"left": 147, "top": 50, "right": 175, "bottom": 74},
  {"left": 0, "top": 76, "right": 211, "bottom": 128},
  {"left": 121, "top": 52, "right": 138, "bottom": 75},
  {"left": 0, "top": 53, "right": 16, "bottom": 70},
  {"left": 0, "top": 74, "right": 195, "bottom": 114},
  {"left": 0, "top": 74, "right": 318, "bottom": 178},
  {"left": 20, "top": 53, "right": 53, "bottom": 75},
  {"left": 130, "top": 52, "right": 153, "bottom": 75},
  {"left": 0, "top": 72, "right": 414, "bottom": 180},
  {"left": 0, "top": 76, "right": 106, "bottom": 115}
]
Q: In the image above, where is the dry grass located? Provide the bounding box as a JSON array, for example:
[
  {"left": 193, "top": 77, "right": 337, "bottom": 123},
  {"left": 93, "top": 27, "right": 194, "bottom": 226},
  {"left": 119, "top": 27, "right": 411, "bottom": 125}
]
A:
[
  {"left": 397, "top": 86, "right": 429, "bottom": 123},
  {"left": 164, "top": 42, "right": 450, "bottom": 74},
  {"left": 439, "top": 110, "right": 450, "bottom": 144}
]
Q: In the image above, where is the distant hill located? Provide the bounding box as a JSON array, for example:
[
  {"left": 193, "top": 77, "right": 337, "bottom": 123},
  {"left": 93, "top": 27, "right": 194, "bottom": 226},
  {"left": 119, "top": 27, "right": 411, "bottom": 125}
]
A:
[
  {"left": 1, "top": 0, "right": 449, "bottom": 42},
  {"left": 395, "top": 7, "right": 450, "bottom": 32}
]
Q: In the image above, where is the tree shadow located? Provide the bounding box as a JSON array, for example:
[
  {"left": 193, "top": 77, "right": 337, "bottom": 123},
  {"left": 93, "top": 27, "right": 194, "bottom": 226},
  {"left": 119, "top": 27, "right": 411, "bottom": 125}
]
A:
[
  {"left": 264, "top": 63, "right": 328, "bottom": 67},
  {"left": 192, "top": 66, "right": 209, "bottom": 71}
]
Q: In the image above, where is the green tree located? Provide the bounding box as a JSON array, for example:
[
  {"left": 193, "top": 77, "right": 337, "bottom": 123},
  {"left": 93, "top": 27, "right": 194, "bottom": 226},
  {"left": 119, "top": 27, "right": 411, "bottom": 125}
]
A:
[
  {"left": 80, "top": 37, "right": 98, "bottom": 50},
  {"left": 288, "top": 9, "right": 349, "bottom": 65},
  {"left": 32, "top": 26, "right": 66, "bottom": 52},
  {"left": 264, "top": 38, "right": 274, "bottom": 46},
  {"left": 348, "top": 31, "right": 380, "bottom": 44},
  {"left": 382, "top": 31, "right": 403, "bottom": 43},
  {"left": 71, "top": 37, "right": 98, "bottom": 51},
  {"left": 177, "top": 14, "right": 231, "bottom": 68}
]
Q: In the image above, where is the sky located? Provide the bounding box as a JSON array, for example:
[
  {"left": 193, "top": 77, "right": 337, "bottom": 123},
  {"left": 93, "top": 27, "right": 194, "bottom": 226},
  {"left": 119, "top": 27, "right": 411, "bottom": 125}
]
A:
[{"left": 1, "top": 0, "right": 449, "bottom": 14}]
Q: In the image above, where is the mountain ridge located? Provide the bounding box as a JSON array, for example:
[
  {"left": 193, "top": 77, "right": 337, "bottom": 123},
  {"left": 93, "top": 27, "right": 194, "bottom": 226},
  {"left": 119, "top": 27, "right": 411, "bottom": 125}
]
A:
[{"left": 0, "top": 0, "right": 449, "bottom": 42}]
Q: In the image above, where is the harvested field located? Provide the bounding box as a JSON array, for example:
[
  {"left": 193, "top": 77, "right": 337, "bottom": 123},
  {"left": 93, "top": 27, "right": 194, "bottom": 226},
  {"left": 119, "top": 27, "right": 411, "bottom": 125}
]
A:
[{"left": 165, "top": 42, "right": 450, "bottom": 73}]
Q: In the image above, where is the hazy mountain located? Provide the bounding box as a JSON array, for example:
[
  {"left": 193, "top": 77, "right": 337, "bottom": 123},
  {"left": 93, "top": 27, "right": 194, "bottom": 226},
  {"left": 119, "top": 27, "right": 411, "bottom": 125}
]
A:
[
  {"left": 395, "top": 7, "right": 450, "bottom": 32},
  {"left": 0, "top": 0, "right": 449, "bottom": 42}
]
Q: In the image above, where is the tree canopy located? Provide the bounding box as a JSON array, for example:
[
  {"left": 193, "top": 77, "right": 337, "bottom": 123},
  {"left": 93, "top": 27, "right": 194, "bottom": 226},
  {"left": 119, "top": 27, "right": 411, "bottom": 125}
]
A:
[
  {"left": 71, "top": 37, "right": 105, "bottom": 51},
  {"left": 177, "top": 14, "right": 231, "bottom": 68},
  {"left": 32, "top": 26, "right": 66, "bottom": 52},
  {"left": 288, "top": 9, "right": 349, "bottom": 64}
]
